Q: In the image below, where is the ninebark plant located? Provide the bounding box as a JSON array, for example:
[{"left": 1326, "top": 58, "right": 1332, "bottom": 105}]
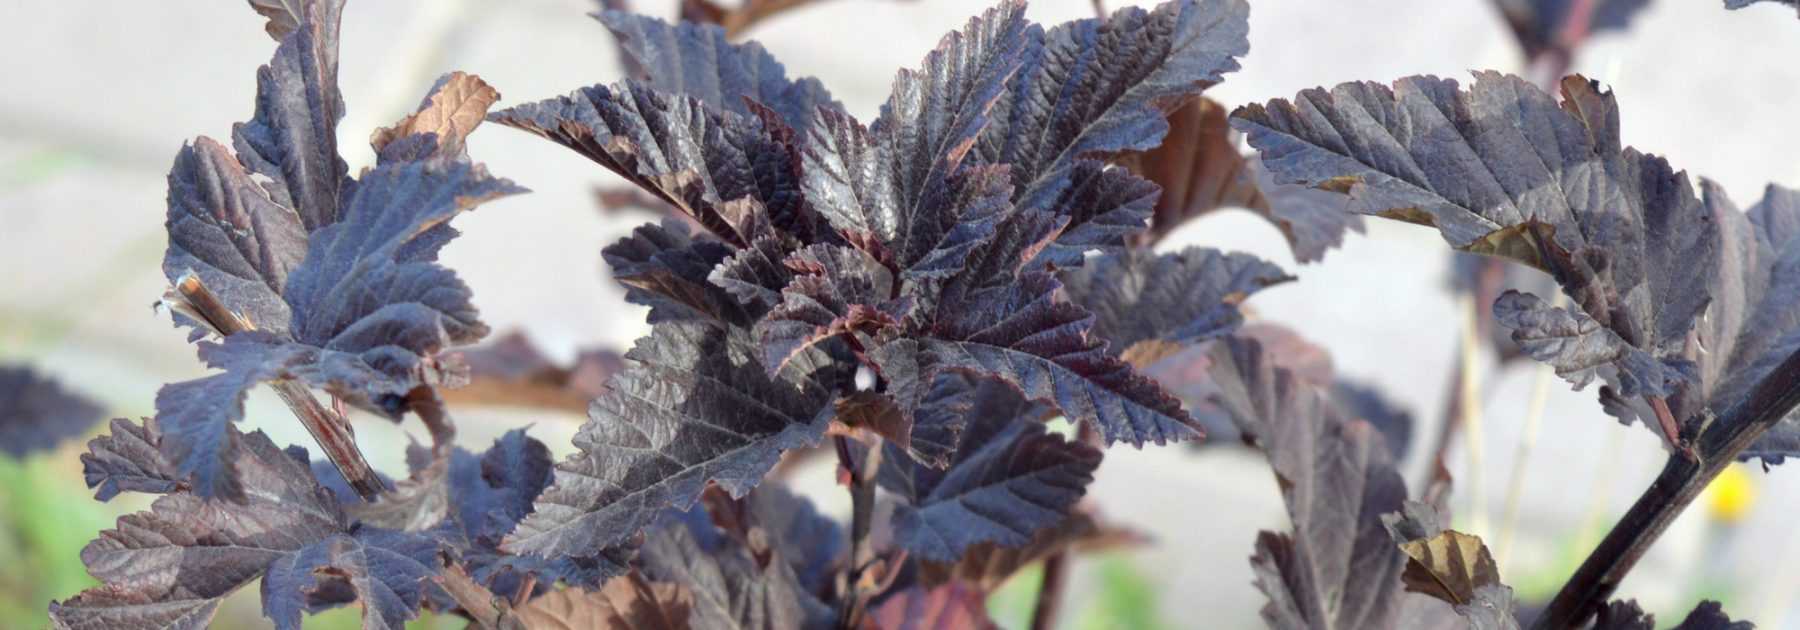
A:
[{"left": 6, "top": 0, "right": 1795, "bottom": 628}]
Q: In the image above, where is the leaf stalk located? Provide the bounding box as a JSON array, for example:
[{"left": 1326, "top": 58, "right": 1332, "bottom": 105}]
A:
[{"left": 171, "top": 272, "right": 386, "bottom": 501}]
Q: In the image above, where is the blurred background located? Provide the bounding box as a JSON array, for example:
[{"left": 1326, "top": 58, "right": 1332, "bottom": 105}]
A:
[{"left": 2, "top": 0, "right": 1798, "bottom": 627}]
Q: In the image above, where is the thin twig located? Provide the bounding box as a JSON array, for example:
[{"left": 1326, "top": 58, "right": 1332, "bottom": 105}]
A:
[
  {"left": 170, "top": 272, "right": 385, "bottom": 500},
  {"left": 835, "top": 434, "right": 881, "bottom": 629},
  {"left": 1091, "top": 0, "right": 1108, "bottom": 20},
  {"left": 1533, "top": 348, "right": 1800, "bottom": 628}
]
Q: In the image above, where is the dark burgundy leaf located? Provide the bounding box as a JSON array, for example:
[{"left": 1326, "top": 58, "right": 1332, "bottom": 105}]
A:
[
  {"left": 1332, "top": 381, "right": 1416, "bottom": 460},
  {"left": 888, "top": 418, "right": 1098, "bottom": 562},
  {"left": 504, "top": 322, "right": 842, "bottom": 560},
  {"left": 1060, "top": 246, "right": 1291, "bottom": 355},
  {"left": 162, "top": 136, "right": 310, "bottom": 338},
  {"left": 1591, "top": 599, "right": 1752, "bottom": 630},
  {"left": 599, "top": 10, "right": 839, "bottom": 132},
  {"left": 887, "top": 266, "right": 1198, "bottom": 446},
  {"left": 1695, "top": 184, "right": 1800, "bottom": 461},
  {"left": 1669, "top": 601, "right": 1754, "bottom": 630},
  {"left": 741, "top": 484, "right": 844, "bottom": 596},
  {"left": 914, "top": 510, "right": 1144, "bottom": 592},
  {"left": 711, "top": 234, "right": 801, "bottom": 314},
  {"left": 0, "top": 365, "right": 103, "bottom": 458},
  {"left": 801, "top": 113, "right": 1015, "bottom": 281},
  {"left": 863, "top": 1, "right": 1027, "bottom": 253},
  {"left": 161, "top": 10, "right": 520, "bottom": 496},
  {"left": 639, "top": 523, "right": 833, "bottom": 630},
  {"left": 261, "top": 528, "right": 441, "bottom": 630},
  {"left": 862, "top": 582, "right": 996, "bottom": 630},
  {"left": 1492, "top": 290, "right": 1688, "bottom": 396},
  {"left": 756, "top": 244, "right": 909, "bottom": 372},
  {"left": 606, "top": 219, "right": 754, "bottom": 324},
  {"left": 878, "top": 375, "right": 1042, "bottom": 493},
  {"left": 1025, "top": 160, "right": 1158, "bottom": 269},
  {"left": 877, "top": 378, "right": 1095, "bottom": 562},
  {"left": 974, "top": 0, "right": 1249, "bottom": 257},
  {"left": 51, "top": 427, "right": 349, "bottom": 630},
  {"left": 231, "top": 0, "right": 349, "bottom": 233},
  {"left": 1206, "top": 335, "right": 1447, "bottom": 629},
  {"left": 154, "top": 331, "right": 406, "bottom": 501},
  {"left": 81, "top": 417, "right": 183, "bottom": 501},
  {"left": 1237, "top": 73, "right": 1720, "bottom": 429},
  {"left": 490, "top": 80, "right": 801, "bottom": 245}
]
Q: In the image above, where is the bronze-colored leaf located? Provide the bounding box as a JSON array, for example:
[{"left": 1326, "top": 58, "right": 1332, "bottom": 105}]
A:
[
  {"left": 510, "top": 572, "right": 694, "bottom": 630},
  {"left": 370, "top": 72, "right": 501, "bottom": 160},
  {"left": 1395, "top": 530, "right": 1501, "bottom": 606},
  {"left": 1118, "top": 98, "right": 1264, "bottom": 244}
]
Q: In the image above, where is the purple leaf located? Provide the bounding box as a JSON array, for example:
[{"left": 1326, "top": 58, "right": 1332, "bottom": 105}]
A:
[
  {"left": 51, "top": 427, "right": 354, "bottom": 630},
  {"left": 755, "top": 244, "right": 909, "bottom": 372},
  {"left": 886, "top": 387, "right": 1099, "bottom": 562},
  {"left": 1237, "top": 74, "right": 1723, "bottom": 436},
  {"left": 81, "top": 417, "right": 182, "bottom": 501},
  {"left": 1205, "top": 335, "right": 1450, "bottom": 629},
  {"left": 889, "top": 268, "right": 1198, "bottom": 447},
  {"left": 975, "top": 0, "right": 1250, "bottom": 261},
  {"left": 599, "top": 10, "right": 840, "bottom": 132},
  {"left": 504, "top": 323, "right": 844, "bottom": 560},
  {"left": 639, "top": 521, "right": 833, "bottom": 630},
  {"left": 490, "top": 81, "right": 802, "bottom": 245},
  {"left": 1060, "top": 247, "right": 1291, "bottom": 354},
  {"left": 605, "top": 219, "right": 754, "bottom": 324},
  {"left": 261, "top": 529, "right": 441, "bottom": 630}
]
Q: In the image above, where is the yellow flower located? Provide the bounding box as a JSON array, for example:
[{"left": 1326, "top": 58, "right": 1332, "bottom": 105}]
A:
[{"left": 1704, "top": 464, "right": 1758, "bottom": 524}]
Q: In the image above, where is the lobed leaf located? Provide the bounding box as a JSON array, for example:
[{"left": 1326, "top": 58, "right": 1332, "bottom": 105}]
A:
[
  {"left": 1060, "top": 246, "right": 1291, "bottom": 356},
  {"left": 504, "top": 322, "right": 843, "bottom": 560},
  {"left": 876, "top": 376, "right": 1096, "bottom": 563},
  {"left": 490, "top": 81, "right": 802, "bottom": 245},
  {"left": 1592, "top": 599, "right": 1754, "bottom": 630},
  {"left": 161, "top": 0, "right": 520, "bottom": 497},
  {"left": 261, "top": 529, "right": 441, "bottom": 630},
  {"left": 605, "top": 219, "right": 755, "bottom": 325},
  {"left": 755, "top": 244, "right": 910, "bottom": 372},
  {"left": 1206, "top": 335, "right": 1454, "bottom": 629},
  {"left": 81, "top": 417, "right": 183, "bottom": 500},
  {"left": 974, "top": 0, "right": 1250, "bottom": 260},
  {"left": 1236, "top": 73, "right": 1737, "bottom": 436},
  {"left": 891, "top": 266, "right": 1198, "bottom": 447},
  {"left": 639, "top": 523, "right": 833, "bottom": 630},
  {"left": 601, "top": 9, "right": 840, "bottom": 132},
  {"left": 53, "top": 426, "right": 443, "bottom": 630}
]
